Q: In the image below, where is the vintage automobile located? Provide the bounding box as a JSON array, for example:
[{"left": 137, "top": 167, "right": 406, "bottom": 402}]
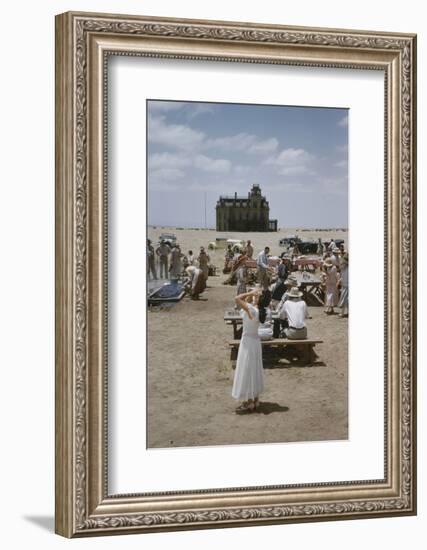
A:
[
  {"left": 159, "top": 233, "right": 177, "bottom": 246},
  {"left": 280, "top": 235, "right": 347, "bottom": 256},
  {"left": 297, "top": 240, "right": 319, "bottom": 255},
  {"left": 226, "top": 238, "right": 245, "bottom": 253},
  {"left": 324, "top": 238, "right": 345, "bottom": 249},
  {"left": 279, "top": 235, "right": 298, "bottom": 248}
]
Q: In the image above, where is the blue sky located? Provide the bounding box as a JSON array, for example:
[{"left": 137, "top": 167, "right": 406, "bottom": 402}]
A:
[{"left": 147, "top": 100, "right": 348, "bottom": 228}]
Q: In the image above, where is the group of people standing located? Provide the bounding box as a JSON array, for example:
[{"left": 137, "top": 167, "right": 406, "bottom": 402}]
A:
[
  {"left": 147, "top": 238, "right": 211, "bottom": 300},
  {"left": 320, "top": 246, "right": 349, "bottom": 317}
]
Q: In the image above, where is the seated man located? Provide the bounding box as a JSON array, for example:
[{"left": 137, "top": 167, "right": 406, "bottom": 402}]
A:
[
  {"left": 278, "top": 286, "right": 308, "bottom": 340},
  {"left": 272, "top": 275, "right": 298, "bottom": 337}
]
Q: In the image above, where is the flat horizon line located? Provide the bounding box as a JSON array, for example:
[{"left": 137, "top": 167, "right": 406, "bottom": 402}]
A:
[{"left": 147, "top": 225, "right": 348, "bottom": 231}]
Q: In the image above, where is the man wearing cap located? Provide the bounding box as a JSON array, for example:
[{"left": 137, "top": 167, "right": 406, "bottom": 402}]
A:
[{"left": 279, "top": 286, "right": 309, "bottom": 340}]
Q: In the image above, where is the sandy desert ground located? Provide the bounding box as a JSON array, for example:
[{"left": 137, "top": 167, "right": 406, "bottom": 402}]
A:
[{"left": 147, "top": 227, "right": 348, "bottom": 448}]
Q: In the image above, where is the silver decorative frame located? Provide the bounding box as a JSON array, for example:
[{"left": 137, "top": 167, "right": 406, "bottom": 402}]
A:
[{"left": 55, "top": 11, "right": 417, "bottom": 537}]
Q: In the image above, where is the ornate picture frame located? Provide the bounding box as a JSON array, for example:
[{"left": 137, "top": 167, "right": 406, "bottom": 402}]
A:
[{"left": 55, "top": 11, "right": 417, "bottom": 537}]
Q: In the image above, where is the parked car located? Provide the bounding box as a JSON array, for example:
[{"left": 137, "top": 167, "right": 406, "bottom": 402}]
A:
[
  {"left": 159, "top": 233, "right": 177, "bottom": 246},
  {"left": 226, "top": 238, "right": 245, "bottom": 253},
  {"left": 298, "top": 240, "right": 318, "bottom": 254},
  {"left": 279, "top": 235, "right": 299, "bottom": 248},
  {"left": 323, "top": 238, "right": 345, "bottom": 249}
]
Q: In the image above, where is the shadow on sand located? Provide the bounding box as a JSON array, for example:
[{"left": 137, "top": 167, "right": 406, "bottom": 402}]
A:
[
  {"left": 255, "top": 401, "right": 289, "bottom": 415},
  {"left": 263, "top": 360, "right": 327, "bottom": 369}
]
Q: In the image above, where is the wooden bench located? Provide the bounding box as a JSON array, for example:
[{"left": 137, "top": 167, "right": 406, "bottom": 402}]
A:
[{"left": 228, "top": 338, "right": 323, "bottom": 365}]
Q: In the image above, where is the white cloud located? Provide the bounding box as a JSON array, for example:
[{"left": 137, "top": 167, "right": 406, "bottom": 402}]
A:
[
  {"left": 149, "top": 151, "right": 231, "bottom": 175},
  {"left": 338, "top": 115, "right": 348, "bottom": 127},
  {"left": 248, "top": 137, "right": 279, "bottom": 155},
  {"left": 206, "top": 133, "right": 278, "bottom": 156},
  {"left": 334, "top": 159, "right": 348, "bottom": 169},
  {"left": 278, "top": 165, "right": 312, "bottom": 176},
  {"left": 187, "top": 103, "right": 217, "bottom": 119},
  {"left": 272, "top": 148, "right": 313, "bottom": 165},
  {"left": 194, "top": 155, "right": 231, "bottom": 173},
  {"left": 149, "top": 152, "right": 191, "bottom": 170},
  {"left": 148, "top": 115, "right": 205, "bottom": 151},
  {"left": 206, "top": 132, "right": 257, "bottom": 152},
  {"left": 150, "top": 167, "right": 185, "bottom": 181},
  {"left": 264, "top": 147, "right": 314, "bottom": 177}
]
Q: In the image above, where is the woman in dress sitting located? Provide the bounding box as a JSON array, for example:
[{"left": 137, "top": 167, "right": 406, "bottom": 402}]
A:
[{"left": 232, "top": 288, "right": 272, "bottom": 413}]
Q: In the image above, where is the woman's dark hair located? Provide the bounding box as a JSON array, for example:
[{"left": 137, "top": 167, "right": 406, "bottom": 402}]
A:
[{"left": 258, "top": 289, "right": 272, "bottom": 324}]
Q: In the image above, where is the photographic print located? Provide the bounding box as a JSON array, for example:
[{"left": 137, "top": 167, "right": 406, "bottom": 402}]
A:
[
  {"left": 56, "top": 12, "right": 416, "bottom": 536},
  {"left": 147, "top": 99, "right": 349, "bottom": 448}
]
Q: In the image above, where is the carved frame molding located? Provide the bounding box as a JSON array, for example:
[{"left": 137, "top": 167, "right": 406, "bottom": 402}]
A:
[{"left": 55, "top": 12, "right": 416, "bottom": 537}]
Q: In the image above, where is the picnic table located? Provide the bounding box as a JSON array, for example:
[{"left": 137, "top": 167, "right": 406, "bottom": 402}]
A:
[
  {"left": 244, "top": 257, "right": 280, "bottom": 269},
  {"left": 290, "top": 272, "right": 324, "bottom": 305},
  {"left": 224, "top": 308, "right": 279, "bottom": 339},
  {"left": 293, "top": 255, "right": 322, "bottom": 269},
  {"left": 223, "top": 309, "right": 323, "bottom": 365},
  {"left": 228, "top": 338, "right": 323, "bottom": 365}
]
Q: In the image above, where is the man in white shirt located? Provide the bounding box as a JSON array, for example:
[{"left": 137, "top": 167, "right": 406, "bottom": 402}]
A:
[
  {"left": 279, "top": 286, "right": 308, "bottom": 339},
  {"left": 328, "top": 239, "right": 336, "bottom": 251},
  {"left": 256, "top": 246, "right": 270, "bottom": 290},
  {"left": 330, "top": 247, "right": 340, "bottom": 267}
]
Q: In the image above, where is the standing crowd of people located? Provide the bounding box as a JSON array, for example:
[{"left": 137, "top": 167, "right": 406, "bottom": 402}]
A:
[{"left": 147, "top": 238, "right": 211, "bottom": 300}]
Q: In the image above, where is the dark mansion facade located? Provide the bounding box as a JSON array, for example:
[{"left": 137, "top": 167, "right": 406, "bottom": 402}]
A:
[{"left": 216, "top": 184, "right": 278, "bottom": 232}]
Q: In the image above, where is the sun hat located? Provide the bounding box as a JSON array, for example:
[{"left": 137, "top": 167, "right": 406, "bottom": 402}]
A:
[
  {"left": 323, "top": 258, "right": 334, "bottom": 268},
  {"left": 232, "top": 254, "right": 248, "bottom": 271},
  {"left": 333, "top": 247, "right": 340, "bottom": 253},
  {"left": 285, "top": 276, "right": 299, "bottom": 287},
  {"left": 288, "top": 286, "right": 303, "bottom": 298}
]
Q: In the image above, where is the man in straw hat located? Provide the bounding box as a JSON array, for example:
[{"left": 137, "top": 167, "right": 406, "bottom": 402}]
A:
[
  {"left": 273, "top": 275, "right": 299, "bottom": 337},
  {"left": 330, "top": 247, "right": 341, "bottom": 267},
  {"left": 279, "top": 286, "right": 309, "bottom": 340}
]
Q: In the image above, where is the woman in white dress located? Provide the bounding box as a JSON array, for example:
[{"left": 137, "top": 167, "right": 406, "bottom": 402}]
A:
[
  {"left": 232, "top": 288, "right": 272, "bottom": 413},
  {"left": 320, "top": 258, "right": 339, "bottom": 314}
]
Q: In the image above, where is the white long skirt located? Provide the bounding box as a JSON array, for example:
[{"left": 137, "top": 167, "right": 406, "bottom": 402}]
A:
[
  {"left": 325, "top": 284, "right": 338, "bottom": 306},
  {"left": 232, "top": 335, "right": 264, "bottom": 401}
]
